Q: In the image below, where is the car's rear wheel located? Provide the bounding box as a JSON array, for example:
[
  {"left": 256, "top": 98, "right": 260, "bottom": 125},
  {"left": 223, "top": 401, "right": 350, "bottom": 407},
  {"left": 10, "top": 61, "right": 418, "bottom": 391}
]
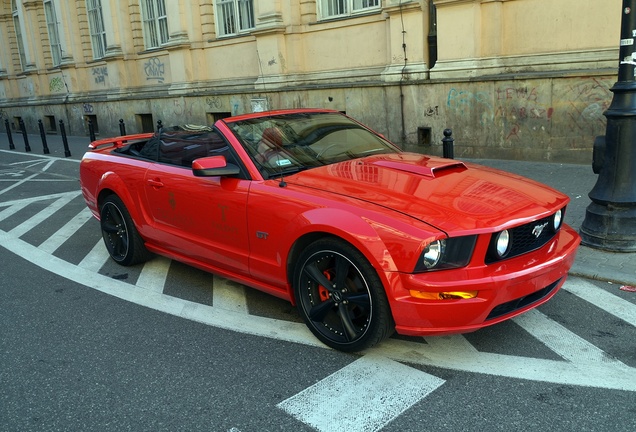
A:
[
  {"left": 100, "top": 195, "right": 151, "bottom": 266},
  {"left": 293, "top": 238, "right": 394, "bottom": 352}
]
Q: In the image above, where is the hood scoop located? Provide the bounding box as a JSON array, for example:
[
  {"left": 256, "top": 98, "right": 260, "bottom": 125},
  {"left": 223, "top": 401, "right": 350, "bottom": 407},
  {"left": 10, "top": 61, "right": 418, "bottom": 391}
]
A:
[{"left": 369, "top": 158, "right": 467, "bottom": 178}]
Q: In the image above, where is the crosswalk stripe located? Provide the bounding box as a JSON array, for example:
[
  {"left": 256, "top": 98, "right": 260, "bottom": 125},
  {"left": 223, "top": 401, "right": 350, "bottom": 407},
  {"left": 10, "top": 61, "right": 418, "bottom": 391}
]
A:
[
  {"left": 277, "top": 354, "right": 445, "bottom": 432},
  {"left": 137, "top": 256, "right": 171, "bottom": 293},
  {"left": 212, "top": 275, "right": 248, "bottom": 314},
  {"left": 562, "top": 278, "right": 636, "bottom": 326},
  {"left": 9, "top": 191, "right": 81, "bottom": 237},
  {"left": 513, "top": 308, "right": 627, "bottom": 365},
  {"left": 78, "top": 239, "right": 110, "bottom": 272},
  {"left": 38, "top": 207, "right": 93, "bottom": 253}
]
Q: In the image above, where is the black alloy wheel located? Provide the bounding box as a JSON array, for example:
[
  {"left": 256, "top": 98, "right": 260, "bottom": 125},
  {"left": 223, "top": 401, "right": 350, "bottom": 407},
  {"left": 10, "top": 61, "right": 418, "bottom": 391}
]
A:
[
  {"left": 100, "top": 195, "right": 151, "bottom": 266},
  {"left": 294, "top": 238, "right": 394, "bottom": 352}
]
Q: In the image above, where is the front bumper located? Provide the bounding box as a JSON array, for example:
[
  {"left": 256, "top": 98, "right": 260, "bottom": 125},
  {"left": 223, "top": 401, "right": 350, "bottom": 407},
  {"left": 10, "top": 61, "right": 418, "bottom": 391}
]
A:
[{"left": 387, "top": 224, "right": 581, "bottom": 336}]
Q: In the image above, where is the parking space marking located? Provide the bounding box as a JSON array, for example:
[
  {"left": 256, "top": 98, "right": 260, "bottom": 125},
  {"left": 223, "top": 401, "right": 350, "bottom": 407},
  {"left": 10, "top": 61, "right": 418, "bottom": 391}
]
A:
[
  {"left": 78, "top": 240, "right": 110, "bottom": 272},
  {"left": 9, "top": 191, "right": 81, "bottom": 238},
  {"left": 2, "top": 224, "right": 635, "bottom": 392},
  {"left": 563, "top": 278, "right": 636, "bottom": 326},
  {"left": 38, "top": 207, "right": 93, "bottom": 254},
  {"left": 277, "top": 354, "right": 445, "bottom": 432},
  {"left": 513, "top": 308, "right": 627, "bottom": 365},
  {"left": 137, "top": 256, "right": 172, "bottom": 293},
  {"left": 212, "top": 275, "right": 248, "bottom": 314}
]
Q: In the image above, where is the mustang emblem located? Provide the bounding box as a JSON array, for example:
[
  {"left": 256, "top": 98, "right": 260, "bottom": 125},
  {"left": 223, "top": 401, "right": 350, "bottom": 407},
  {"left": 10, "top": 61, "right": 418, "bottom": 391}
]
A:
[{"left": 532, "top": 222, "right": 549, "bottom": 238}]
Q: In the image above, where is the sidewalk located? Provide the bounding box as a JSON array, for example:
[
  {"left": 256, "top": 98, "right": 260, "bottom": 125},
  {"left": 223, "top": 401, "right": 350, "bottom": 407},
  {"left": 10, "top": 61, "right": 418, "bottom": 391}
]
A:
[{"left": 2, "top": 131, "right": 635, "bottom": 286}]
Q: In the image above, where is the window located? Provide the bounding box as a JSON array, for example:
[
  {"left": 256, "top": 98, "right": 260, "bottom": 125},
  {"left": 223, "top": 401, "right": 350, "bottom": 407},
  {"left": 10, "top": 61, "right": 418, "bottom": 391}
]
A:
[
  {"left": 215, "top": 0, "right": 255, "bottom": 37},
  {"left": 86, "top": 0, "right": 107, "bottom": 59},
  {"left": 319, "top": 0, "right": 380, "bottom": 19},
  {"left": 141, "top": 0, "right": 169, "bottom": 49},
  {"left": 11, "top": 0, "right": 27, "bottom": 69},
  {"left": 44, "top": 0, "right": 63, "bottom": 66}
]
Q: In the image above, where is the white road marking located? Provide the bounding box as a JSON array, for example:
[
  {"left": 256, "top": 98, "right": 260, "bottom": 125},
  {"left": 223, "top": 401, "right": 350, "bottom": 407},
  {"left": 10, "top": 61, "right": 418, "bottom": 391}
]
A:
[
  {"left": 3, "top": 221, "right": 635, "bottom": 392},
  {"left": 0, "top": 201, "right": 29, "bottom": 222},
  {"left": 513, "top": 308, "right": 627, "bottom": 365},
  {"left": 0, "top": 172, "right": 40, "bottom": 196},
  {"left": 423, "top": 333, "right": 479, "bottom": 353},
  {"left": 212, "top": 275, "right": 248, "bottom": 314},
  {"left": 562, "top": 278, "right": 636, "bottom": 326},
  {"left": 9, "top": 191, "right": 81, "bottom": 237},
  {"left": 78, "top": 240, "right": 110, "bottom": 272},
  {"left": 137, "top": 256, "right": 171, "bottom": 293},
  {"left": 38, "top": 207, "right": 93, "bottom": 254},
  {"left": 277, "top": 354, "right": 445, "bottom": 432}
]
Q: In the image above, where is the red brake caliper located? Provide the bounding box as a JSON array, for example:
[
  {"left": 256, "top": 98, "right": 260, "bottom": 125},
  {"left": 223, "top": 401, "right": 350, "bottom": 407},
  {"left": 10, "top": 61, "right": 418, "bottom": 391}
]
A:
[{"left": 318, "top": 271, "right": 332, "bottom": 302}]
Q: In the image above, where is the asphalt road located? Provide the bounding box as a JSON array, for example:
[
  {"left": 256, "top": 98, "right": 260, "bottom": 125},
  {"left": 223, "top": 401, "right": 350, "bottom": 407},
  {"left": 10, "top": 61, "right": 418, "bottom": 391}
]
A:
[{"left": 1, "top": 147, "right": 635, "bottom": 432}]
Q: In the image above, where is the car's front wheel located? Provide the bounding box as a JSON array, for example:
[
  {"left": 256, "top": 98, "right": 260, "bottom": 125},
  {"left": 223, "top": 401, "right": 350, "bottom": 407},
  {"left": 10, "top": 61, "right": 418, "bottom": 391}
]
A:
[
  {"left": 100, "top": 195, "right": 151, "bottom": 266},
  {"left": 293, "top": 238, "right": 394, "bottom": 352}
]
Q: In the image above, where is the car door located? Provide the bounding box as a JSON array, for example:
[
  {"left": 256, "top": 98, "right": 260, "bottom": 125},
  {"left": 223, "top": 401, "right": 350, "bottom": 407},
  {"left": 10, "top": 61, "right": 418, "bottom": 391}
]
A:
[{"left": 142, "top": 134, "right": 251, "bottom": 276}]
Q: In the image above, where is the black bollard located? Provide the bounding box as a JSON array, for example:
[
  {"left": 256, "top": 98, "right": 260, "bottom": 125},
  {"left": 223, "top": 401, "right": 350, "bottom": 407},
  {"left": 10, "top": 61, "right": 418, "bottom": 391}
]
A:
[
  {"left": 119, "top": 119, "right": 126, "bottom": 136},
  {"left": 442, "top": 128, "right": 454, "bottom": 159},
  {"left": 59, "top": 120, "right": 72, "bottom": 157},
  {"left": 19, "top": 118, "right": 31, "bottom": 152},
  {"left": 38, "top": 120, "right": 50, "bottom": 154},
  {"left": 5, "top": 119, "right": 15, "bottom": 150},
  {"left": 88, "top": 119, "right": 96, "bottom": 142}
]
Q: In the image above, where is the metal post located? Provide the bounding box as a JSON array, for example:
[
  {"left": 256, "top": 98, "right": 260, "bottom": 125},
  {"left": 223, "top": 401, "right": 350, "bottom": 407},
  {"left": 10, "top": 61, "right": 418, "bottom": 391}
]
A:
[
  {"left": 59, "top": 120, "right": 72, "bottom": 157},
  {"left": 580, "top": 0, "right": 636, "bottom": 251},
  {"left": 38, "top": 120, "right": 50, "bottom": 154},
  {"left": 5, "top": 119, "right": 15, "bottom": 150},
  {"left": 119, "top": 119, "right": 126, "bottom": 136},
  {"left": 157, "top": 120, "right": 163, "bottom": 131},
  {"left": 19, "top": 118, "right": 31, "bottom": 152},
  {"left": 442, "top": 128, "right": 454, "bottom": 159}
]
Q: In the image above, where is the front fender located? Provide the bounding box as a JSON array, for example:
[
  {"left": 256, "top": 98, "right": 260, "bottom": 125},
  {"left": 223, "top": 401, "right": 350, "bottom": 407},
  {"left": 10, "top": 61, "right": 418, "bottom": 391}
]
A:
[{"left": 287, "top": 207, "right": 399, "bottom": 273}]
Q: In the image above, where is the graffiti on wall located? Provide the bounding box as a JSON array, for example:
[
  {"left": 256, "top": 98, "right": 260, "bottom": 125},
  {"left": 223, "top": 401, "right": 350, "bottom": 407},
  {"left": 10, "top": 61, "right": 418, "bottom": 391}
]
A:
[
  {"left": 144, "top": 57, "right": 165, "bottom": 83},
  {"left": 49, "top": 77, "right": 65, "bottom": 93},
  {"left": 92, "top": 66, "right": 108, "bottom": 85}
]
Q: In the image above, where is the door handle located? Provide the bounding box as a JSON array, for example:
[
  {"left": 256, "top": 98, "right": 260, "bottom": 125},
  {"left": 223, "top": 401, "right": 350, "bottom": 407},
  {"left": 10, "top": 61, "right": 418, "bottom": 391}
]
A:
[{"left": 147, "top": 178, "right": 164, "bottom": 188}]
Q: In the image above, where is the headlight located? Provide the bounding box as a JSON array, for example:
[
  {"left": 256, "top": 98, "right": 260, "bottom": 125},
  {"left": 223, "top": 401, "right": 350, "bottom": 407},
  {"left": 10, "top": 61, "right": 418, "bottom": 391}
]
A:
[
  {"left": 552, "top": 209, "right": 563, "bottom": 231},
  {"left": 495, "top": 230, "right": 511, "bottom": 257},
  {"left": 422, "top": 240, "right": 445, "bottom": 269},
  {"left": 415, "top": 235, "right": 477, "bottom": 272}
]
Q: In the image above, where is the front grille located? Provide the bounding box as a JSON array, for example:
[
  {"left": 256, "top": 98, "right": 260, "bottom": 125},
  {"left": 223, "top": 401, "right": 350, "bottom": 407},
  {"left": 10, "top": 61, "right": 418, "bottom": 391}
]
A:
[
  {"left": 486, "top": 279, "right": 561, "bottom": 321},
  {"left": 486, "top": 213, "right": 560, "bottom": 264}
]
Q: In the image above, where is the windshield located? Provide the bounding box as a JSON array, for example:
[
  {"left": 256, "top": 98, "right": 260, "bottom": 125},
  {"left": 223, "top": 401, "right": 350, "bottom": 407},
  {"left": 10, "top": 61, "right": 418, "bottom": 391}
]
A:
[{"left": 224, "top": 112, "right": 400, "bottom": 178}]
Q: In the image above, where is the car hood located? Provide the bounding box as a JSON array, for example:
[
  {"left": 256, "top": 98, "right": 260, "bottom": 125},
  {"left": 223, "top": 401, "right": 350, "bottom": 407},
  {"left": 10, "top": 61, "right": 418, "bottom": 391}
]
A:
[{"left": 285, "top": 153, "right": 569, "bottom": 234}]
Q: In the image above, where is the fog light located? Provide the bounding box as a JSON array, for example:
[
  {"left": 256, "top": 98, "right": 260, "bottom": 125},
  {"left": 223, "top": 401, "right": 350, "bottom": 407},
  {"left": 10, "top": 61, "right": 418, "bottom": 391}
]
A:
[
  {"left": 410, "top": 290, "right": 478, "bottom": 300},
  {"left": 553, "top": 209, "right": 563, "bottom": 230},
  {"left": 495, "top": 230, "right": 510, "bottom": 257}
]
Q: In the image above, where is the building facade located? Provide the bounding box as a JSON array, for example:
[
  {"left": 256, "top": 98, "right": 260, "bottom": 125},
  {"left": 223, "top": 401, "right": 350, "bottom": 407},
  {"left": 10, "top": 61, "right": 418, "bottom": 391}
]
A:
[{"left": 0, "top": 0, "right": 623, "bottom": 163}]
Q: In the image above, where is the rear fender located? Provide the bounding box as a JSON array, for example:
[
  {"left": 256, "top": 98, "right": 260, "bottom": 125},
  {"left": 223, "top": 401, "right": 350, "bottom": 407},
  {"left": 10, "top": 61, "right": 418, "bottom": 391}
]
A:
[{"left": 95, "top": 171, "right": 146, "bottom": 229}]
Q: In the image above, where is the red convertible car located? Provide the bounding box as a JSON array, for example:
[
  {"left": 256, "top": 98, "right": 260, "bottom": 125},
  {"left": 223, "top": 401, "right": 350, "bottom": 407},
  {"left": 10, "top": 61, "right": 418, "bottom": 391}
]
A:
[{"left": 80, "top": 109, "right": 580, "bottom": 352}]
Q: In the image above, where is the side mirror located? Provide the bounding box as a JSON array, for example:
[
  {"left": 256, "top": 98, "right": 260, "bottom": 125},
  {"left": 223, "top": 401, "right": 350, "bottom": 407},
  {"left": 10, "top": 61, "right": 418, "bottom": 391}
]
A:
[{"left": 192, "top": 156, "right": 240, "bottom": 177}]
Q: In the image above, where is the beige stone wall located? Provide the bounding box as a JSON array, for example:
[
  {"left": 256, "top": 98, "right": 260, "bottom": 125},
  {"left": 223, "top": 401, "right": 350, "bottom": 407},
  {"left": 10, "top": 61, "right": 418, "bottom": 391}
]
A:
[{"left": 0, "top": 0, "right": 625, "bottom": 164}]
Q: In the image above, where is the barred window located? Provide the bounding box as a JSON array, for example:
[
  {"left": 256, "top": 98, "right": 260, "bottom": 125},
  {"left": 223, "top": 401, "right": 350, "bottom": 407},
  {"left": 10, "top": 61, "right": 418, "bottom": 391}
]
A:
[
  {"left": 319, "top": 0, "right": 380, "bottom": 19},
  {"left": 11, "top": 0, "right": 27, "bottom": 69},
  {"left": 44, "top": 0, "right": 63, "bottom": 66},
  {"left": 86, "top": 0, "right": 107, "bottom": 59},
  {"left": 141, "top": 0, "right": 169, "bottom": 49},
  {"left": 215, "top": 0, "right": 255, "bottom": 37}
]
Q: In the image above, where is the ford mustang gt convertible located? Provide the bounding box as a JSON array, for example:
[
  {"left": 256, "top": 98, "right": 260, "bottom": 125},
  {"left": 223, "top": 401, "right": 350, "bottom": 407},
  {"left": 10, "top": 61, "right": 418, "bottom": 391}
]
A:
[{"left": 79, "top": 109, "right": 580, "bottom": 352}]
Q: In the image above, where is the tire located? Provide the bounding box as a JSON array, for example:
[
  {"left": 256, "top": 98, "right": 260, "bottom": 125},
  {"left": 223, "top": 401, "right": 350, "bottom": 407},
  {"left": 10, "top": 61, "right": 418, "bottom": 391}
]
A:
[
  {"left": 100, "top": 195, "right": 151, "bottom": 266},
  {"left": 293, "top": 238, "right": 394, "bottom": 352}
]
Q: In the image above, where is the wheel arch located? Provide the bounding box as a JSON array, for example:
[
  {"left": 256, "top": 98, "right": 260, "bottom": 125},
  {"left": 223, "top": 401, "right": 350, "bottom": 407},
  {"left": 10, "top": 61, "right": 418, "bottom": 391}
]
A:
[
  {"left": 94, "top": 172, "right": 144, "bottom": 225},
  {"left": 284, "top": 208, "right": 400, "bottom": 304}
]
